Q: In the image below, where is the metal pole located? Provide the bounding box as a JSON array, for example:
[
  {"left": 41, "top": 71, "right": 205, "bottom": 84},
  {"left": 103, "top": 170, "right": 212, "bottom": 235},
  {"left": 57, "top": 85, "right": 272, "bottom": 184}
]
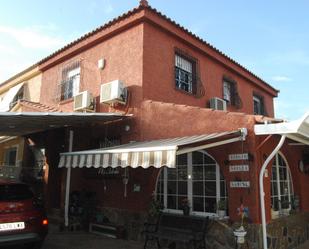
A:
[
  {"left": 64, "top": 130, "right": 74, "bottom": 227},
  {"left": 259, "top": 135, "right": 286, "bottom": 249}
]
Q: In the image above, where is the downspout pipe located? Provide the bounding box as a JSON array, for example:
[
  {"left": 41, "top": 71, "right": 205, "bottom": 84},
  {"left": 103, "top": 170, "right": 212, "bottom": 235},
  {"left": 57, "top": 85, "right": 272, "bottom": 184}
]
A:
[{"left": 259, "top": 135, "right": 286, "bottom": 249}]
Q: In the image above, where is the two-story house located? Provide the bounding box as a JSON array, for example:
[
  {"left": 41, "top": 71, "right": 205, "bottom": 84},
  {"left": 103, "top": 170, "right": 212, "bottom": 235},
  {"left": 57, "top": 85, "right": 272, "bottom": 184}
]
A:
[{"left": 0, "top": 1, "right": 308, "bottom": 248}]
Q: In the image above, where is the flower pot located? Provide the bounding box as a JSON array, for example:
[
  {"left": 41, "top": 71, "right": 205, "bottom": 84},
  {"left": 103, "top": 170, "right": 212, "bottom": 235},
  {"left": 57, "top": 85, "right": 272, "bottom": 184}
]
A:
[
  {"left": 218, "top": 210, "right": 226, "bottom": 219},
  {"left": 233, "top": 226, "right": 247, "bottom": 244},
  {"left": 182, "top": 206, "right": 190, "bottom": 216}
]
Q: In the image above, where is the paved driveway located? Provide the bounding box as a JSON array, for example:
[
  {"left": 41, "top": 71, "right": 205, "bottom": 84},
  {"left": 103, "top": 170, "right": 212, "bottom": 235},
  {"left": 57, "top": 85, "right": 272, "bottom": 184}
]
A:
[{"left": 42, "top": 231, "right": 144, "bottom": 249}]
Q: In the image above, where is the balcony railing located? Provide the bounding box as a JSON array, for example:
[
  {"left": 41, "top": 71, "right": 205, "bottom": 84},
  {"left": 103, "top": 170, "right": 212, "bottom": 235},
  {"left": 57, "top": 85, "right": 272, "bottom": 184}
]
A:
[
  {"left": 0, "top": 161, "right": 22, "bottom": 180},
  {"left": 0, "top": 161, "right": 44, "bottom": 181}
]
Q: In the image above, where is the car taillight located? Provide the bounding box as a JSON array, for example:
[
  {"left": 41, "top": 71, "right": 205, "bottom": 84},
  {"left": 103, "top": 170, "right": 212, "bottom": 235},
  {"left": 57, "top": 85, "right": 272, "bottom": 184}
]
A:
[{"left": 42, "top": 219, "right": 48, "bottom": 226}]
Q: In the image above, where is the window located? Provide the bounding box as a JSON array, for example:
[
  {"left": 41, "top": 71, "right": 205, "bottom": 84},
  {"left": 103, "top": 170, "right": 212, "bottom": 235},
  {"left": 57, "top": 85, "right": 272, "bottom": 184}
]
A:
[
  {"left": 253, "top": 94, "right": 265, "bottom": 115},
  {"left": 223, "top": 79, "right": 237, "bottom": 104},
  {"left": 271, "top": 153, "right": 294, "bottom": 216},
  {"left": 60, "top": 62, "right": 80, "bottom": 101},
  {"left": 175, "top": 54, "right": 196, "bottom": 94},
  {"left": 4, "top": 147, "right": 17, "bottom": 166},
  {"left": 156, "top": 151, "right": 227, "bottom": 216}
]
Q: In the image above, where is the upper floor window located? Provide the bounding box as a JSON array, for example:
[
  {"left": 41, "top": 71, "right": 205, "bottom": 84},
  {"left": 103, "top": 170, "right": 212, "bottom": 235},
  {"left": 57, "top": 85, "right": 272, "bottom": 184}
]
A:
[
  {"left": 223, "top": 79, "right": 237, "bottom": 104},
  {"left": 253, "top": 94, "right": 265, "bottom": 115},
  {"left": 175, "top": 54, "right": 196, "bottom": 94},
  {"left": 60, "top": 61, "right": 80, "bottom": 101},
  {"left": 156, "top": 151, "right": 227, "bottom": 216}
]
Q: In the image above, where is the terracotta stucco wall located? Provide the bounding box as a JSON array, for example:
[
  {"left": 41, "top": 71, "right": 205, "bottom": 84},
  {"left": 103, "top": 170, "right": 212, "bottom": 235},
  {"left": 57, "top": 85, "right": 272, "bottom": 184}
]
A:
[
  {"left": 142, "top": 22, "right": 275, "bottom": 117},
  {"left": 40, "top": 25, "right": 144, "bottom": 113},
  {"left": 23, "top": 73, "right": 42, "bottom": 102}
]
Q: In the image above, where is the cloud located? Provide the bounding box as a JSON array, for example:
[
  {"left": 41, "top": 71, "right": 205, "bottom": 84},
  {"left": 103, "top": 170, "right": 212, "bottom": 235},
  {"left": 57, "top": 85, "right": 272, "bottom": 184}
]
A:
[
  {"left": 0, "top": 25, "right": 65, "bottom": 49},
  {"left": 271, "top": 76, "right": 292, "bottom": 82}
]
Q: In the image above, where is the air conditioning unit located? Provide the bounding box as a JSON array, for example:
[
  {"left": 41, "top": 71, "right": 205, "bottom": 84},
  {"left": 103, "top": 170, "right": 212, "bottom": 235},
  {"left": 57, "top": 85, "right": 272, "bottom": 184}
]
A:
[
  {"left": 73, "top": 91, "right": 94, "bottom": 111},
  {"left": 209, "top": 97, "right": 227, "bottom": 111},
  {"left": 100, "top": 80, "right": 127, "bottom": 104}
]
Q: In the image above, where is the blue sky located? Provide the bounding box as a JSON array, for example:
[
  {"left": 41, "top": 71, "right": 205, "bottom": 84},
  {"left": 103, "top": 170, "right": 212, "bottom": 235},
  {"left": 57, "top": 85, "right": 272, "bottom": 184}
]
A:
[{"left": 0, "top": 0, "right": 308, "bottom": 120}]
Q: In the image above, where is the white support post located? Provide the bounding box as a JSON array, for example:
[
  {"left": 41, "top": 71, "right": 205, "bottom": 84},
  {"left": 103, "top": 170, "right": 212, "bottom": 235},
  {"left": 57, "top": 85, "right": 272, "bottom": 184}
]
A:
[
  {"left": 64, "top": 130, "right": 74, "bottom": 228},
  {"left": 259, "top": 135, "right": 286, "bottom": 249}
]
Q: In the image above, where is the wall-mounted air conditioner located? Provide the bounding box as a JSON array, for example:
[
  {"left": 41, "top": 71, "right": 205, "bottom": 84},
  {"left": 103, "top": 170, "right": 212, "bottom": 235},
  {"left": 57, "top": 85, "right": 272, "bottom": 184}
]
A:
[
  {"left": 73, "top": 91, "right": 94, "bottom": 111},
  {"left": 209, "top": 97, "right": 227, "bottom": 111},
  {"left": 100, "top": 80, "right": 127, "bottom": 105}
]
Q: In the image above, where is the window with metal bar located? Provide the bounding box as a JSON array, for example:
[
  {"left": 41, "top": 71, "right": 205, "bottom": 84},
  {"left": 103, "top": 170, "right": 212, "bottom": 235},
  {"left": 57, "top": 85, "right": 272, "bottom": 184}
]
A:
[
  {"left": 60, "top": 61, "right": 80, "bottom": 101},
  {"left": 175, "top": 54, "right": 196, "bottom": 94},
  {"left": 253, "top": 94, "right": 265, "bottom": 115}
]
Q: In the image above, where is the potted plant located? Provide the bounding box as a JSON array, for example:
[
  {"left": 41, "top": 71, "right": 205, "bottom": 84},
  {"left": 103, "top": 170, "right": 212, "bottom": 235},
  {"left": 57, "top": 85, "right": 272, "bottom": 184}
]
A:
[
  {"left": 181, "top": 198, "right": 190, "bottom": 216},
  {"left": 234, "top": 204, "right": 249, "bottom": 244},
  {"left": 148, "top": 197, "right": 163, "bottom": 222},
  {"left": 216, "top": 199, "right": 227, "bottom": 219}
]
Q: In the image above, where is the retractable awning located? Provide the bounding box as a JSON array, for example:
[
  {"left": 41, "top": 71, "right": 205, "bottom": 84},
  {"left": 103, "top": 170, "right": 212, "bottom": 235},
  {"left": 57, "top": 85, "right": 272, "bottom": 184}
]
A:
[
  {"left": 0, "top": 112, "right": 130, "bottom": 136},
  {"left": 254, "top": 111, "right": 309, "bottom": 145},
  {"left": 58, "top": 128, "right": 247, "bottom": 169}
]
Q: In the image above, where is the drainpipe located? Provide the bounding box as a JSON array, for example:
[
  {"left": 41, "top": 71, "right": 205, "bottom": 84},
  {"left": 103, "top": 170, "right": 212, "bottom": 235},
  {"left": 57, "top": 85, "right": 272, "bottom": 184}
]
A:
[
  {"left": 64, "top": 130, "right": 74, "bottom": 228},
  {"left": 259, "top": 135, "right": 286, "bottom": 249}
]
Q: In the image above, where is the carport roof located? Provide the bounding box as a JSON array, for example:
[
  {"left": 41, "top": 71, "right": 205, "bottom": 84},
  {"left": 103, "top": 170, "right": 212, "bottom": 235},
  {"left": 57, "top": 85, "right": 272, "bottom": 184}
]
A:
[
  {"left": 0, "top": 112, "right": 130, "bottom": 136},
  {"left": 254, "top": 112, "right": 309, "bottom": 145}
]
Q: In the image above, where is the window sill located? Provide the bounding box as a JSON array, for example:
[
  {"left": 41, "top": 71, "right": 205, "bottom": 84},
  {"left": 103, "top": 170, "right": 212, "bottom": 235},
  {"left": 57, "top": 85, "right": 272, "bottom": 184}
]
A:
[{"left": 175, "top": 87, "right": 196, "bottom": 97}]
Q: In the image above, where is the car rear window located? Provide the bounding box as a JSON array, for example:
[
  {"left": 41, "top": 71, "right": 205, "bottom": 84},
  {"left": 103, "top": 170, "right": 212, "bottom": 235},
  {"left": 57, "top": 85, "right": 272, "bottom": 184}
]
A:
[{"left": 0, "top": 184, "right": 33, "bottom": 201}]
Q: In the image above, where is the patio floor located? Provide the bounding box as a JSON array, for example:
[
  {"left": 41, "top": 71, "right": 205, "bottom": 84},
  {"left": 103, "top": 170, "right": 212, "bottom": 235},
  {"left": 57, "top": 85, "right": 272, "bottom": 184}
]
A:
[{"left": 42, "top": 231, "right": 144, "bottom": 249}]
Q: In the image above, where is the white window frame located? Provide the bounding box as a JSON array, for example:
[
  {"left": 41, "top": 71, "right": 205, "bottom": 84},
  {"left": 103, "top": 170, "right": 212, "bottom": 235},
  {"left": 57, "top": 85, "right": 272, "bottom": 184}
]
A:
[
  {"left": 175, "top": 54, "right": 194, "bottom": 94},
  {"left": 271, "top": 152, "right": 294, "bottom": 218},
  {"left": 223, "top": 81, "right": 232, "bottom": 102},
  {"left": 156, "top": 151, "right": 227, "bottom": 217},
  {"left": 61, "top": 65, "right": 80, "bottom": 100}
]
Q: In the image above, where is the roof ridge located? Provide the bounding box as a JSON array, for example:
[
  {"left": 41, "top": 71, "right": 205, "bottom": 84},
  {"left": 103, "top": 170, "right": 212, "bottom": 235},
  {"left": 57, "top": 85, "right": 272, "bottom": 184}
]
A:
[{"left": 4, "top": 2, "right": 277, "bottom": 94}]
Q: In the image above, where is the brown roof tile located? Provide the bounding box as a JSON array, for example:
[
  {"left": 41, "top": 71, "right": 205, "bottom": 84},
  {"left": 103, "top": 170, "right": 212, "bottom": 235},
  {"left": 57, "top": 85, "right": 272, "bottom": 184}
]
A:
[
  {"left": 3, "top": 2, "right": 277, "bottom": 95},
  {"left": 19, "top": 100, "right": 61, "bottom": 113}
]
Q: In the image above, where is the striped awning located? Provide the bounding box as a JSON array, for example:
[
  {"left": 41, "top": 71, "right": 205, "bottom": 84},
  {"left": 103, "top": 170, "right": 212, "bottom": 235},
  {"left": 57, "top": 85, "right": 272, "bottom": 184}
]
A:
[{"left": 58, "top": 128, "right": 247, "bottom": 169}]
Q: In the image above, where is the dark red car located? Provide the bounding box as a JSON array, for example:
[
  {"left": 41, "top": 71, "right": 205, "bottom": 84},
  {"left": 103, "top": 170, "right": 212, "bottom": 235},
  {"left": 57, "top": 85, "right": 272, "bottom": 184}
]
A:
[{"left": 0, "top": 180, "right": 48, "bottom": 248}]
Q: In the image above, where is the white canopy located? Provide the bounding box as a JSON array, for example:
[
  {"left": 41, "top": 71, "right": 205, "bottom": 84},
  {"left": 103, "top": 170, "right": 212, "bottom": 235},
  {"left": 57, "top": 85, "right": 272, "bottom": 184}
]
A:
[
  {"left": 0, "top": 83, "right": 24, "bottom": 112},
  {"left": 254, "top": 112, "right": 309, "bottom": 145},
  {"left": 58, "top": 128, "right": 247, "bottom": 169}
]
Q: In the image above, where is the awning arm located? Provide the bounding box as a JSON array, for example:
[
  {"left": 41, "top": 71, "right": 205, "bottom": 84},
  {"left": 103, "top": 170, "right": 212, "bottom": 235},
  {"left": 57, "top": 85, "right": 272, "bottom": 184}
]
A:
[
  {"left": 64, "top": 130, "right": 74, "bottom": 228},
  {"left": 177, "top": 128, "right": 247, "bottom": 155},
  {"left": 259, "top": 135, "right": 286, "bottom": 249}
]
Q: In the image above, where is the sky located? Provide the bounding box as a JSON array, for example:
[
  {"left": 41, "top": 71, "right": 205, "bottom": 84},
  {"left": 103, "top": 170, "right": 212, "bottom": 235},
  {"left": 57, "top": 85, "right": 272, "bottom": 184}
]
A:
[{"left": 0, "top": 0, "right": 308, "bottom": 120}]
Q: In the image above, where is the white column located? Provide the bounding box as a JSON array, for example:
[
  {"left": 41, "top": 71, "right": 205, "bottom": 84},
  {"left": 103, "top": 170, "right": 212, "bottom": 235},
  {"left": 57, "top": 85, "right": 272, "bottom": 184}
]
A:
[
  {"left": 64, "top": 130, "right": 74, "bottom": 227},
  {"left": 259, "top": 135, "right": 286, "bottom": 249}
]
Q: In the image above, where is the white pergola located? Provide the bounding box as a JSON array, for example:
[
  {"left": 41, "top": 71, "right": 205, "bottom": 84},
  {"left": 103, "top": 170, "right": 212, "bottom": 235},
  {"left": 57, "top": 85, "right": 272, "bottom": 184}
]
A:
[{"left": 254, "top": 111, "right": 309, "bottom": 249}]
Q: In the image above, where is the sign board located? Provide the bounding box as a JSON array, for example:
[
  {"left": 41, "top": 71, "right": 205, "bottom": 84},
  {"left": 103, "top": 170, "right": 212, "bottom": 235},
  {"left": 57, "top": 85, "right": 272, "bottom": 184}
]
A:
[
  {"left": 98, "top": 168, "right": 119, "bottom": 175},
  {"left": 230, "top": 181, "right": 250, "bottom": 188},
  {"left": 229, "top": 153, "right": 249, "bottom": 161},
  {"left": 229, "top": 165, "right": 249, "bottom": 172}
]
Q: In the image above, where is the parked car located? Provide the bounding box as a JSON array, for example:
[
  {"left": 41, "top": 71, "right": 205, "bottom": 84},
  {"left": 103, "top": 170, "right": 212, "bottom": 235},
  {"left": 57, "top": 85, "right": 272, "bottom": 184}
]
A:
[{"left": 0, "top": 180, "right": 48, "bottom": 248}]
